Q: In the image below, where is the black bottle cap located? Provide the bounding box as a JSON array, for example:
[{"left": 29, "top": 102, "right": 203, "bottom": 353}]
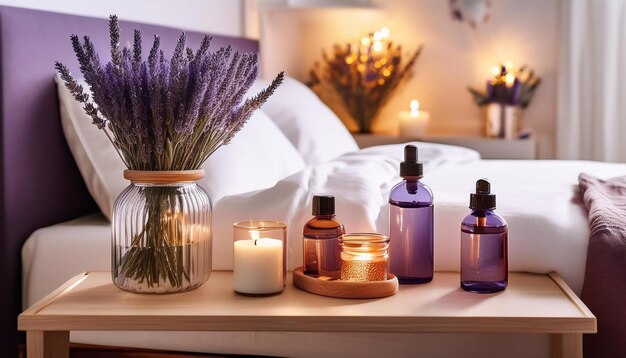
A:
[
  {"left": 400, "top": 145, "right": 423, "bottom": 178},
  {"left": 469, "top": 179, "right": 496, "bottom": 210},
  {"left": 312, "top": 195, "right": 335, "bottom": 216}
]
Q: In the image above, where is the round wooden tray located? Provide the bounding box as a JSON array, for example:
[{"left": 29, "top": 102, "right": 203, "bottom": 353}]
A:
[{"left": 292, "top": 267, "right": 399, "bottom": 299}]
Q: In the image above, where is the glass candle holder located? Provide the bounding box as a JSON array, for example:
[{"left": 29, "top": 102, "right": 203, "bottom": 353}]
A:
[
  {"left": 233, "top": 220, "right": 287, "bottom": 295},
  {"left": 340, "top": 233, "right": 390, "bottom": 282}
]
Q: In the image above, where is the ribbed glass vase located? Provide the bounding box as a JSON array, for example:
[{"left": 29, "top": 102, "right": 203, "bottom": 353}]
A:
[{"left": 112, "top": 170, "right": 212, "bottom": 293}]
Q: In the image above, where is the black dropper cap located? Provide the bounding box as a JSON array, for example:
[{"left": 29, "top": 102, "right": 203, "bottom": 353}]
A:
[
  {"left": 400, "top": 145, "right": 423, "bottom": 178},
  {"left": 312, "top": 195, "right": 335, "bottom": 216},
  {"left": 470, "top": 179, "right": 496, "bottom": 210}
]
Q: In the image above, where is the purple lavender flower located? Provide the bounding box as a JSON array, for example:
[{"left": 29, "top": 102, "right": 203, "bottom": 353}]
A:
[{"left": 56, "top": 15, "right": 284, "bottom": 171}]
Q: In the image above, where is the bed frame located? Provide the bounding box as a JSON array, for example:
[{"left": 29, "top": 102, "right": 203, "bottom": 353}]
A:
[{"left": 0, "top": 6, "right": 258, "bottom": 354}]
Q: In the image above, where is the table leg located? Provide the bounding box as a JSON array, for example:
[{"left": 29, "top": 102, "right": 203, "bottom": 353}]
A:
[
  {"left": 551, "top": 333, "right": 582, "bottom": 358},
  {"left": 26, "top": 331, "right": 69, "bottom": 358}
]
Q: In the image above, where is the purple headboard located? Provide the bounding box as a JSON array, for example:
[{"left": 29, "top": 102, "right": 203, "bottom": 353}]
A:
[{"left": 0, "top": 6, "right": 258, "bottom": 351}]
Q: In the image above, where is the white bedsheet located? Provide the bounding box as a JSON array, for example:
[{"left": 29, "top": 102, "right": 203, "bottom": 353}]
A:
[{"left": 21, "top": 142, "right": 626, "bottom": 356}]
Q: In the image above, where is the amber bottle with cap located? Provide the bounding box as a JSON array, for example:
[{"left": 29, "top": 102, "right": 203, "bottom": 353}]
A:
[{"left": 303, "top": 195, "right": 345, "bottom": 279}]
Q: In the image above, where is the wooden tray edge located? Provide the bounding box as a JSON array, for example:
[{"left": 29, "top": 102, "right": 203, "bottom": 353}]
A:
[{"left": 292, "top": 267, "right": 398, "bottom": 299}]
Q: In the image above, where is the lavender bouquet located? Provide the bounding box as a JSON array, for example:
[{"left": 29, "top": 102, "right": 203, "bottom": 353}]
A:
[{"left": 55, "top": 16, "right": 283, "bottom": 290}]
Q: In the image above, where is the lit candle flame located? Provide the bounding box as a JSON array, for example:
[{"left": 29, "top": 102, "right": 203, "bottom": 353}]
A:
[
  {"left": 410, "top": 99, "right": 420, "bottom": 118},
  {"left": 250, "top": 230, "right": 260, "bottom": 241},
  {"left": 373, "top": 40, "right": 383, "bottom": 52},
  {"left": 354, "top": 253, "right": 374, "bottom": 261}
]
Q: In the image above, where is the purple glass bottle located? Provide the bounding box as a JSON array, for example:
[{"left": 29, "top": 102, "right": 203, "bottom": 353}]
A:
[
  {"left": 389, "top": 145, "right": 434, "bottom": 284},
  {"left": 461, "top": 179, "right": 508, "bottom": 293}
]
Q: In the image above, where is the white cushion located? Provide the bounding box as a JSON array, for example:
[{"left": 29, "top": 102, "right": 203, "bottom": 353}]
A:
[
  {"left": 56, "top": 76, "right": 306, "bottom": 219},
  {"left": 200, "top": 111, "right": 305, "bottom": 202},
  {"left": 249, "top": 77, "right": 358, "bottom": 165}
]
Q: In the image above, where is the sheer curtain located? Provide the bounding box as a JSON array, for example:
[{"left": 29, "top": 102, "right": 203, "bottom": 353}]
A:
[{"left": 557, "top": 0, "right": 626, "bottom": 162}]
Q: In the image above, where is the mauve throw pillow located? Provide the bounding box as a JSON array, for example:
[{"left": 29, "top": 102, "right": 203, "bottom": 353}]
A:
[{"left": 578, "top": 173, "right": 626, "bottom": 358}]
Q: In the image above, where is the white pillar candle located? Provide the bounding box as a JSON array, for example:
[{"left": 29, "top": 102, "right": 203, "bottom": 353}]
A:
[
  {"left": 398, "top": 99, "right": 430, "bottom": 138},
  {"left": 234, "top": 236, "right": 283, "bottom": 294}
]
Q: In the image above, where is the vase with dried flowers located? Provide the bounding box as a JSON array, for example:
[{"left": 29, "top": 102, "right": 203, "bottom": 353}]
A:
[
  {"left": 468, "top": 64, "right": 540, "bottom": 138},
  {"left": 56, "top": 16, "right": 284, "bottom": 293},
  {"left": 308, "top": 27, "right": 422, "bottom": 134}
]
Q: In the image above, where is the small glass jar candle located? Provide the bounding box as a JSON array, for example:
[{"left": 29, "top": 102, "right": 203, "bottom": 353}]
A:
[
  {"left": 233, "top": 221, "right": 287, "bottom": 295},
  {"left": 340, "top": 233, "right": 390, "bottom": 282}
]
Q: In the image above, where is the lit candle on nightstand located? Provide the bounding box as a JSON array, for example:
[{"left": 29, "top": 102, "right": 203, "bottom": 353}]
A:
[
  {"left": 233, "top": 221, "right": 287, "bottom": 295},
  {"left": 398, "top": 99, "right": 430, "bottom": 138}
]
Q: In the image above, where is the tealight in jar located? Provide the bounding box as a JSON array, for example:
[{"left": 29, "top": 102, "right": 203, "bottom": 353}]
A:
[{"left": 340, "top": 233, "right": 390, "bottom": 282}]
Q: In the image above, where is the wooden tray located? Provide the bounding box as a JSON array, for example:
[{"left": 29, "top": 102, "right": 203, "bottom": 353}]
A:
[{"left": 292, "top": 267, "right": 399, "bottom": 299}]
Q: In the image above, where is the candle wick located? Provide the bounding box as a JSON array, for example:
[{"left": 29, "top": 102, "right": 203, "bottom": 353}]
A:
[{"left": 254, "top": 239, "right": 257, "bottom": 246}]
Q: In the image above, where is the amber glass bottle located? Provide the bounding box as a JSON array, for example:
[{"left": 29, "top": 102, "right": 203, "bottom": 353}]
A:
[{"left": 303, "top": 195, "right": 345, "bottom": 279}]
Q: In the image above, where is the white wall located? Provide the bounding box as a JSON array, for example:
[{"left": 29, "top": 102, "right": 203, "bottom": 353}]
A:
[
  {"left": 258, "top": 0, "right": 559, "bottom": 158},
  {"left": 0, "top": 0, "right": 243, "bottom": 35}
]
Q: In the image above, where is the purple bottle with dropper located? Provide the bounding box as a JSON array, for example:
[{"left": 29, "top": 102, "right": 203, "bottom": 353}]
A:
[
  {"left": 460, "top": 179, "right": 508, "bottom": 293},
  {"left": 388, "top": 145, "right": 434, "bottom": 284}
]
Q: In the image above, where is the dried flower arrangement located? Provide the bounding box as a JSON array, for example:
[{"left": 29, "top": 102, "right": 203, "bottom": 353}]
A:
[
  {"left": 55, "top": 16, "right": 284, "bottom": 291},
  {"left": 308, "top": 28, "right": 422, "bottom": 134},
  {"left": 468, "top": 64, "right": 540, "bottom": 108}
]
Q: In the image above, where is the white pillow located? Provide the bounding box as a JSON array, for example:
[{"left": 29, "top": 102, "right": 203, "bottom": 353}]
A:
[
  {"left": 248, "top": 77, "right": 358, "bottom": 165},
  {"left": 56, "top": 76, "right": 306, "bottom": 219},
  {"left": 200, "top": 111, "right": 305, "bottom": 203}
]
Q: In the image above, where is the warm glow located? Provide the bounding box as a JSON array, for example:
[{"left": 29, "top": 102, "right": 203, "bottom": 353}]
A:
[
  {"left": 505, "top": 72, "right": 515, "bottom": 86},
  {"left": 380, "top": 26, "right": 390, "bottom": 38},
  {"left": 345, "top": 56, "right": 354, "bottom": 65},
  {"left": 357, "top": 63, "right": 366, "bottom": 72},
  {"left": 504, "top": 60, "right": 514, "bottom": 70},
  {"left": 373, "top": 41, "right": 383, "bottom": 52},
  {"left": 250, "top": 230, "right": 260, "bottom": 241},
  {"left": 374, "top": 61, "right": 382, "bottom": 68},
  {"left": 360, "top": 36, "right": 371, "bottom": 46},
  {"left": 410, "top": 99, "right": 420, "bottom": 111},
  {"left": 382, "top": 68, "right": 391, "bottom": 77},
  {"left": 353, "top": 253, "right": 374, "bottom": 261},
  {"left": 491, "top": 66, "right": 501, "bottom": 76},
  {"left": 380, "top": 57, "right": 387, "bottom": 65},
  {"left": 359, "top": 54, "right": 368, "bottom": 62},
  {"left": 378, "top": 78, "right": 385, "bottom": 85},
  {"left": 373, "top": 31, "right": 382, "bottom": 41}
]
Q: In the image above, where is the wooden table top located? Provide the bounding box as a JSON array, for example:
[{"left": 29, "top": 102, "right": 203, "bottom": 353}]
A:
[{"left": 18, "top": 271, "right": 596, "bottom": 334}]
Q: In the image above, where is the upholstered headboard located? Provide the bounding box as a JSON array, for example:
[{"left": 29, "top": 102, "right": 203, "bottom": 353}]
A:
[{"left": 0, "top": 6, "right": 258, "bottom": 351}]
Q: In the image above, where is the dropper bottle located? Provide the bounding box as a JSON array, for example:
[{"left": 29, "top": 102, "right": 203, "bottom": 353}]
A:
[
  {"left": 388, "top": 145, "right": 434, "bottom": 284},
  {"left": 460, "top": 179, "right": 508, "bottom": 293},
  {"left": 303, "top": 195, "right": 345, "bottom": 279}
]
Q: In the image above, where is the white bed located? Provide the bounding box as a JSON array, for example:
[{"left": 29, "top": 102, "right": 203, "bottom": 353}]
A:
[
  {"left": 22, "top": 76, "right": 626, "bottom": 356},
  {"left": 22, "top": 148, "right": 626, "bottom": 357}
]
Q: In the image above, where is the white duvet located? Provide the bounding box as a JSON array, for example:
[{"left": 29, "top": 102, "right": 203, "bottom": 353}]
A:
[{"left": 22, "top": 142, "right": 626, "bottom": 357}]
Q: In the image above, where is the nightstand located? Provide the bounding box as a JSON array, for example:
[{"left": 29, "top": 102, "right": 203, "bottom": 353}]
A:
[
  {"left": 353, "top": 134, "right": 537, "bottom": 160},
  {"left": 19, "top": 271, "right": 595, "bottom": 358}
]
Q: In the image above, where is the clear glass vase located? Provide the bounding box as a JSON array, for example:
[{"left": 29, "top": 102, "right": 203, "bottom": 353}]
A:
[{"left": 112, "top": 170, "right": 212, "bottom": 293}]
